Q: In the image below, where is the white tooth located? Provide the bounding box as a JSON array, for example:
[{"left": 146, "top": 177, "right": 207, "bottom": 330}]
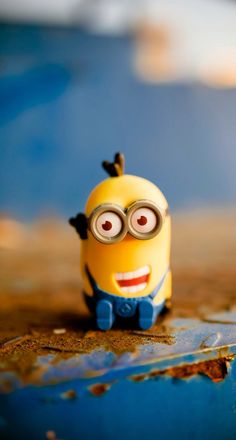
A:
[
  {"left": 120, "top": 287, "right": 129, "bottom": 293},
  {"left": 136, "top": 266, "right": 150, "bottom": 277},
  {"left": 135, "top": 267, "right": 142, "bottom": 277},
  {"left": 143, "top": 266, "right": 150, "bottom": 276},
  {"left": 120, "top": 283, "right": 147, "bottom": 294},
  {"left": 129, "top": 286, "right": 137, "bottom": 293},
  {"left": 116, "top": 266, "right": 150, "bottom": 283},
  {"left": 137, "top": 267, "right": 144, "bottom": 277},
  {"left": 135, "top": 282, "right": 147, "bottom": 292}
]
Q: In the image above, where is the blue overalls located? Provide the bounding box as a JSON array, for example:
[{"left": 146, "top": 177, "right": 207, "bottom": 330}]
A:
[{"left": 84, "top": 266, "right": 169, "bottom": 330}]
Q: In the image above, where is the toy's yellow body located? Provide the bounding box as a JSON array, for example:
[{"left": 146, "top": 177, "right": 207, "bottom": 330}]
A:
[
  {"left": 82, "top": 175, "right": 171, "bottom": 302},
  {"left": 70, "top": 154, "right": 171, "bottom": 330}
]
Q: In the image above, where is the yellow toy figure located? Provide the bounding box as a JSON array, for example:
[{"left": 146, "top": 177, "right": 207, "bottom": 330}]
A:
[{"left": 69, "top": 153, "right": 171, "bottom": 330}]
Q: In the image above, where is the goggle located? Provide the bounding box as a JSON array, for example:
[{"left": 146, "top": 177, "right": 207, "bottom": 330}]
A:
[{"left": 88, "top": 200, "right": 169, "bottom": 244}]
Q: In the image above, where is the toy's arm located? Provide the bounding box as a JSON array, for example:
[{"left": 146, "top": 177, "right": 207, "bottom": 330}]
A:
[{"left": 69, "top": 213, "right": 88, "bottom": 239}]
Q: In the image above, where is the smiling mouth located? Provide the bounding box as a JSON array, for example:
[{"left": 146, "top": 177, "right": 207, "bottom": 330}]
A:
[{"left": 115, "top": 265, "right": 150, "bottom": 293}]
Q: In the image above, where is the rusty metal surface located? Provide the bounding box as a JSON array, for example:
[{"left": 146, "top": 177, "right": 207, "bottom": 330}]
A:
[
  {"left": 0, "top": 212, "right": 236, "bottom": 388},
  {"left": 0, "top": 213, "right": 236, "bottom": 439},
  {"left": 0, "top": 312, "right": 236, "bottom": 390}
]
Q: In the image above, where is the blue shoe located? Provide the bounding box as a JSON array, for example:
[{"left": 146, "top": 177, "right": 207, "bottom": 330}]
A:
[
  {"left": 96, "top": 300, "right": 114, "bottom": 330},
  {"left": 138, "top": 298, "right": 156, "bottom": 330}
]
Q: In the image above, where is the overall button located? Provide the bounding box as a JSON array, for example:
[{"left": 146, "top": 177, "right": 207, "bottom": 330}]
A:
[{"left": 117, "top": 302, "right": 135, "bottom": 317}]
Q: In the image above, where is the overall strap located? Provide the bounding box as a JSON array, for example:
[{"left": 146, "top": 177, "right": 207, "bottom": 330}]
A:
[
  {"left": 148, "top": 268, "right": 170, "bottom": 300},
  {"left": 85, "top": 265, "right": 100, "bottom": 293}
]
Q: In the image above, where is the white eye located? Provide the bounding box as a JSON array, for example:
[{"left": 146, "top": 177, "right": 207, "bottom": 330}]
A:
[
  {"left": 96, "top": 211, "right": 123, "bottom": 238},
  {"left": 131, "top": 208, "right": 158, "bottom": 234}
]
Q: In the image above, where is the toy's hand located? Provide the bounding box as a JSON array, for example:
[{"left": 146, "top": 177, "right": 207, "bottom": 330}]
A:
[{"left": 69, "top": 213, "right": 88, "bottom": 240}]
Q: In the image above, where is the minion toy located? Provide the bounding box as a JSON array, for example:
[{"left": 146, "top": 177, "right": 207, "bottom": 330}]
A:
[{"left": 69, "top": 153, "right": 171, "bottom": 330}]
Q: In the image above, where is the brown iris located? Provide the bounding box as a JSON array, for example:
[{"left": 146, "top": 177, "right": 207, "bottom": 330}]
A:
[
  {"left": 137, "top": 215, "right": 147, "bottom": 226},
  {"left": 102, "top": 220, "right": 112, "bottom": 231}
]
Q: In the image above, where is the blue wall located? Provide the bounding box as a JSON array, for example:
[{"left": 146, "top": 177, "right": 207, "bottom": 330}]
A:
[{"left": 0, "top": 23, "right": 236, "bottom": 219}]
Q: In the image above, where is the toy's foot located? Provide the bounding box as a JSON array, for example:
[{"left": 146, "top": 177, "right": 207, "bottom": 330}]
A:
[
  {"left": 138, "top": 298, "right": 156, "bottom": 330},
  {"left": 96, "top": 300, "right": 114, "bottom": 331}
]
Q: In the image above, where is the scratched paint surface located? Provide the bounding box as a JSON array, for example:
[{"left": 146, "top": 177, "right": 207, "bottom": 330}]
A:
[
  {"left": 0, "top": 335, "right": 236, "bottom": 440},
  {"left": 1, "top": 314, "right": 236, "bottom": 390},
  {"left": 0, "top": 213, "right": 236, "bottom": 439}
]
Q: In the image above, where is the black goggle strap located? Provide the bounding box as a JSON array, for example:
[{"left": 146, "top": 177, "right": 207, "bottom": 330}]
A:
[{"left": 69, "top": 213, "right": 88, "bottom": 240}]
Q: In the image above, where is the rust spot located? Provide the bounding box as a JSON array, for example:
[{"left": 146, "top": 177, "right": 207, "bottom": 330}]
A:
[
  {"left": 0, "top": 379, "right": 14, "bottom": 394},
  {"left": 162, "top": 357, "right": 233, "bottom": 382},
  {"left": 141, "top": 356, "right": 234, "bottom": 383},
  {"left": 1, "top": 335, "right": 31, "bottom": 350},
  {"left": 129, "top": 356, "right": 234, "bottom": 383},
  {"left": 88, "top": 383, "right": 112, "bottom": 396},
  {"left": 130, "top": 373, "right": 148, "bottom": 382},
  {"left": 60, "top": 389, "right": 77, "bottom": 400},
  {"left": 201, "top": 318, "right": 236, "bottom": 325},
  {"left": 131, "top": 331, "right": 175, "bottom": 345},
  {"left": 46, "top": 431, "right": 58, "bottom": 440},
  {"left": 41, "top": 345, "right": 81, "bottom": 354},
  {"left": 148, "top": 370, "right": 160, "bottom": 379}
]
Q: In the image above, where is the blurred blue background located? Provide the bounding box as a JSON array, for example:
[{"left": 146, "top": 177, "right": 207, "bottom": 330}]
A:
[{"left": 0, "top": 20, "right": 236, "bottom": 220}]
